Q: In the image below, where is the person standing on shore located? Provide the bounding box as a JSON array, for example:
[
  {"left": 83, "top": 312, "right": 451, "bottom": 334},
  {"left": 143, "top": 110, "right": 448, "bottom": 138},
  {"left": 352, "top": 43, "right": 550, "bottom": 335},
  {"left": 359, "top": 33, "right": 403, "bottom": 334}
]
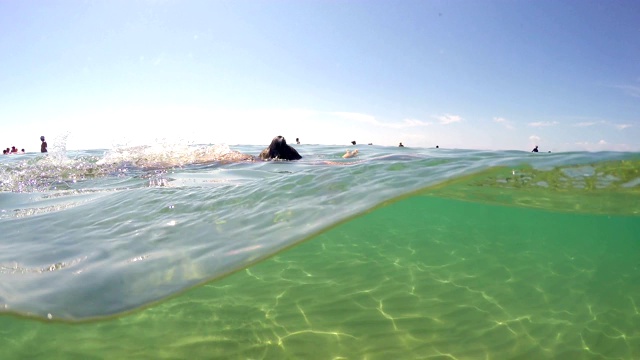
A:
[{"left": 40, "top": 136, "right": 48, "bottom": 153}]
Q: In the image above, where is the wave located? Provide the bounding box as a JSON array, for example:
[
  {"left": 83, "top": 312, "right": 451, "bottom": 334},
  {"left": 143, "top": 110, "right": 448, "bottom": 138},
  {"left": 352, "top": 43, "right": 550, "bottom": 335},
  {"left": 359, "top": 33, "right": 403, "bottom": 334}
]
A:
[{"left": 0, "top": 144, "right": 638, "bottom": 321}]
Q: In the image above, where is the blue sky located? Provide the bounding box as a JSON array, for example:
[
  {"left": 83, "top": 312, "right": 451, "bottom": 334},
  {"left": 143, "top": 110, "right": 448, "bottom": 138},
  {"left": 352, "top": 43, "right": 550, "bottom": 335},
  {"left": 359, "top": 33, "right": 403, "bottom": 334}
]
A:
[{"left": 1, "top": 0, "right": 638, "bottom": 152}]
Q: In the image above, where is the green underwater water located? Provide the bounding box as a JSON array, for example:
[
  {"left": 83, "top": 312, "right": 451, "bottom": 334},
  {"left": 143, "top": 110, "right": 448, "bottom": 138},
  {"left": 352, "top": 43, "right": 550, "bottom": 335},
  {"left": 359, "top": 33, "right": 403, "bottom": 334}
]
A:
[{"left": 1, "top": 169, "right": 640, "bottom": 359}]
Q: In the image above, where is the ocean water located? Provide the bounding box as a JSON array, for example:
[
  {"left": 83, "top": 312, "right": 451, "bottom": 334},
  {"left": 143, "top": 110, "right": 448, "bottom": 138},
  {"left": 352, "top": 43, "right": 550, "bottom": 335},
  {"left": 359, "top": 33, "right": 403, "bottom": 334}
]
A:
[{"left": 0, "top": 143, "right": 638, "bottom": 359}]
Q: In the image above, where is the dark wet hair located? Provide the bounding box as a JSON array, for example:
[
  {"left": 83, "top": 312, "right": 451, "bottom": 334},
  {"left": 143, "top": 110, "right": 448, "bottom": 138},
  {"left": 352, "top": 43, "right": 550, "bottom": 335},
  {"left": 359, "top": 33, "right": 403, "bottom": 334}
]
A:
[{"left": 260, "top": 135, "right": 302, "bottom": 160}]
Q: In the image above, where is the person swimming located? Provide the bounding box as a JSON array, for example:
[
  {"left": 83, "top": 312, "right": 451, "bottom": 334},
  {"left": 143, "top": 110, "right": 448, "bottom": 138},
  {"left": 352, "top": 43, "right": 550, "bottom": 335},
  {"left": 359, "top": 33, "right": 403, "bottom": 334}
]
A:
[
  {"left": 398, "top": 142, "right": 404, "bottom": 147},
  {"left": 259, "top": 136, "right": 302, "bottom": 160},
  {"left": 532, "top": 145, "right": 539, "bottom": 152},
  {"left": 343, "top": 149, "right": 359, "bottom": 158}
]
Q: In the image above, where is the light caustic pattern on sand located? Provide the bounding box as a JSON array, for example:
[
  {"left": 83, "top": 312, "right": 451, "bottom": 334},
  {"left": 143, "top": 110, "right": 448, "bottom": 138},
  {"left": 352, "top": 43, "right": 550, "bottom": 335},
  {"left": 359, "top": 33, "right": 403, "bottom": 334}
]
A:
[
  {"left": 2, "top": 195, "right": 638, "bottom": 359},
  {"left": 177, "top": 196, "right": 638, "bottom": 359}
]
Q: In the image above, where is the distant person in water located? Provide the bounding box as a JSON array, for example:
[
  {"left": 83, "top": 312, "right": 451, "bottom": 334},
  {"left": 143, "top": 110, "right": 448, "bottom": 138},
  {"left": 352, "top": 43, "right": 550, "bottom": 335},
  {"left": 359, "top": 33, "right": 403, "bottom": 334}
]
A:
[
  {"left": 296, "top": 137, "right": 300, "bottom": 144},
  {"left": 436, "top": 145, "right": 439, "bottom": 149},
  {"left": 343, "top": 149, "right": 359, "bottom": 158},
  {"left": 351, "top": 140, "right": 356, "bottom": 145},
  {"left": 532, "top": 145, "right": 539, "bottom": 152},
  {"left": 398, "top": 142, "right": 404, "bottom": 147},
  {"left": 11, "top": 146, "right": 18, "bottom": 153},
  {"left": 21, "top": 149, "right": 25, "bottom": 153},
  {"left": 40, "top": 136, "right": 48, "bottom": 153},
  {"left": 259, "top": 135, "right": 302, "bottom": 160}
]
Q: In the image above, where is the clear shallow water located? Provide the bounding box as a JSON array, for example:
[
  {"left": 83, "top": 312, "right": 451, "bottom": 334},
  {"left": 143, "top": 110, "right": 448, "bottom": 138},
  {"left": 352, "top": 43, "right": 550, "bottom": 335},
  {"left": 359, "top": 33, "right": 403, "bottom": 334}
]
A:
[{"left": 1, "top": 144, "right": 639, "bottom": 358}]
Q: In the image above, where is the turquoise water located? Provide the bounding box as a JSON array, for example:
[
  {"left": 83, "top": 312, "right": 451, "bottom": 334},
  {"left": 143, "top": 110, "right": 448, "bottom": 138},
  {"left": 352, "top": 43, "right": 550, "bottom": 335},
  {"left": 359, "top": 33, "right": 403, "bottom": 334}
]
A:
[{"left": 1, "top": 144, "right": 638, "bottom": 358}]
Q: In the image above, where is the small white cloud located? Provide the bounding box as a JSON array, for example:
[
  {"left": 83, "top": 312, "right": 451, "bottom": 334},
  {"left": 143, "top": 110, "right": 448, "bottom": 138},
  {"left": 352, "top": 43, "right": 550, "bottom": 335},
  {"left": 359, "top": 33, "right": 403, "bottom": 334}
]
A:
[
  {"left": 528, "top": 121, "right": 559, "bottom": 127},
  {"left": 153, "top": 53, "right": 165, "bottom": 66},
  {"left": 574, "top": 121, "right": 599, "bottom": 127},
  {"left": 401, "top": 118, "right": 431, "bottom": 127},
  {"left": 572, "top": 120, "right": 634, "bottom": 130},
  {"left": 529, "top": 135, "right": 541, "bottom": 142},
  {"left": 331, "top": 112, "right": 430, "bottom": 129},
  {"left": 573, "top": 140, "right": 634, "bottom": 152},
  {"left": 333, "top": 112, "right": 377, "bottom": 124},
  {"left": 493, "top": 117, "right": 514, "bottom": 129},
  {"left": 612, "top": 85, "right": 640, "bottom": 98},
  {"left": 433, "top": 114, "right": 462, "bottom": 125}
]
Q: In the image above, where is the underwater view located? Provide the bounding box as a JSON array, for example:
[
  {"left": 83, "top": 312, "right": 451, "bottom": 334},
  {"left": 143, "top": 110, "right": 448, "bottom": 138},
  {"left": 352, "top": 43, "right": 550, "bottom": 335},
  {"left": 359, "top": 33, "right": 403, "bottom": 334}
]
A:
[{"left": 1, "top": 144, "right": 639, "bottom": 359}]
